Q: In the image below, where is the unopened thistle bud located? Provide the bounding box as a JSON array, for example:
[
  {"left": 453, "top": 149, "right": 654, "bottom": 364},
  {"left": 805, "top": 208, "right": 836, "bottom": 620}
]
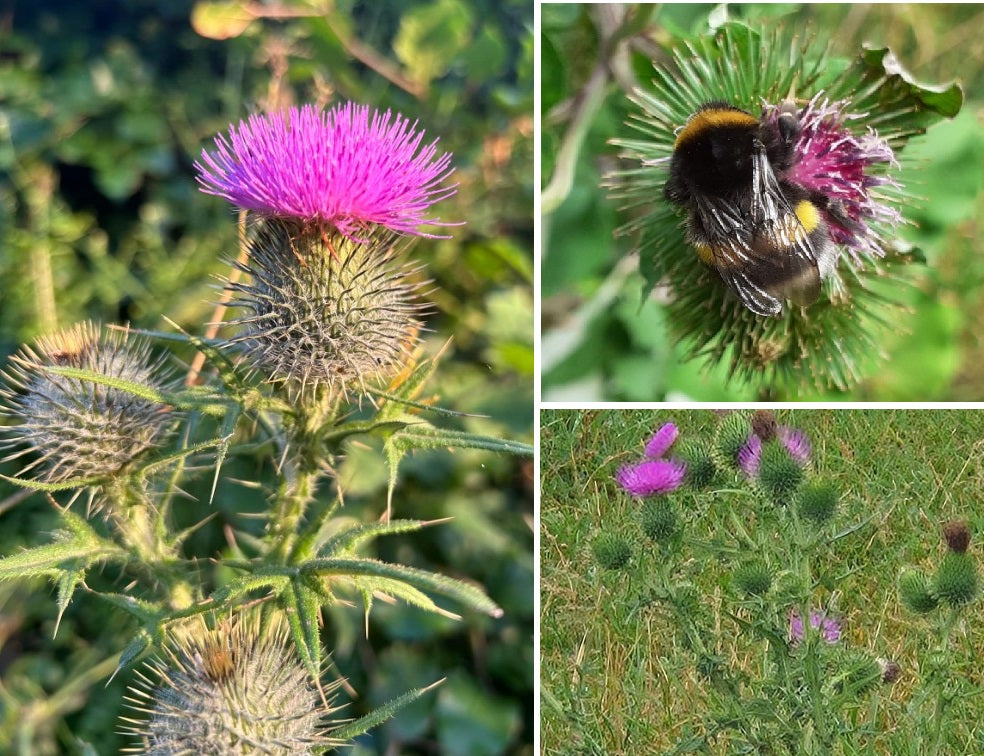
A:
[
  {"left": 640, "top": 498, "right": 679, "bottom": 543},
  {"left": 935, "top": 552, "right": 978, "bottom": 607},
  {"left": 122, "top": 614, "right": 343, "bottom": 754},
  {"left": 225, "top": 219, "right": 426, "bottom": 395},
  {"left": 798, "top": 478, "right": 839, "bottom": 525},
  {"left": 592, "top": 532, "right": 632, "bottom": 570},
  {"left": 732, "top": 560, "right": 772, "bottom": 596},
  {"left": 898, "top": 569, "right": 939, "bottom": 614},
  {"left": 0, "top": 322, "right": 175, "bottom": 486},
  {"left": 714, "top": 412, "right": 751, "bottom": 469},
  {"left": 675, "top": 439, "right": 716, "bottom": 489},
  {"left": 757, "top": 442, "right": 804, "bottom": 504}
]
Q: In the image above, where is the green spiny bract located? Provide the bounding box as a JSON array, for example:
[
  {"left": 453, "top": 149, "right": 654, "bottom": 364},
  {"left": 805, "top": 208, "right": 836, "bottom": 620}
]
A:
[
  {"left": 0, "top": 322, "right": 176, "bottom": 486},
  {"left": 935, "top": 552, "right": 978, "bottom": 607},
  {"left": 798, "top": 478, "right": 839, "bottom": 525},
  {"left": 732, "top": 560, "right": 772, "bottom": 596},
  {"left": 757, "top": 441, "right": 804, "bottom": 504},
  {"left": 898, "top": 569, "right": 939, "bottom": 614},
  {"left": 640, "top": 498, "right": 679, "bottom": 543},
  {"left": 122, "top": 614, "right": 344, "bottom": 754},
  {"left": 675, "top": 439, "right": 716, "bottom": 489},
  {"left": 591, "top": 532, "right": 632, "bottom": 570},
  {"left": 713, "top": 412, "right": 751, "bottom": 469},
  {"left": 225, "top": 218, "right": 427, "bottom": 397}
]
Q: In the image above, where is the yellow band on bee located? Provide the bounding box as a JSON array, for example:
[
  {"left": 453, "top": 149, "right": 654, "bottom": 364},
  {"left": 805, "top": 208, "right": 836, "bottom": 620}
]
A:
[
  {"left": 694, "top": 241, "right": 716, "bottom": 264},
  {"left": 674, "top": 108, "right": 759, "bottom": 149},
  {"left": 793, "top": 199, "right": 820, "bottom": 232}
]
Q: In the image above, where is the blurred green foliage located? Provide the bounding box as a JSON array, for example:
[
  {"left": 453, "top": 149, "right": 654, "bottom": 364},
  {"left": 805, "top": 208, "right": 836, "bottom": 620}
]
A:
[
  {"left": 541, "top": 3, "right": 984, "bottom": 400},
  {"left": 0, "top": 1, "right": 533, "bottom": 753}
]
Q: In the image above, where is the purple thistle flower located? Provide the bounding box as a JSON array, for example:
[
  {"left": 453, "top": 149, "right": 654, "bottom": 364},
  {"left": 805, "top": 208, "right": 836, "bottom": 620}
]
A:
[
  {"left": 789, "top": 609, "right": 841, "bottom": 645},
  {"left": 195, "top": 102, "right": 458, "bottom": 239},
  {"left": 644, "top": 422, "right": 678, "bottom": 458},
  {"left": 764, "top": 94, "right": 902, "bottom": 263},
  {"left": 737, "top": 434, "right": 762, "bottom": 477},
  {"left": 778, "top": 427, "right": 812, "bottom": 465},
  {"left": 615, "top": 459, "right": 686, "bottom": 497}
]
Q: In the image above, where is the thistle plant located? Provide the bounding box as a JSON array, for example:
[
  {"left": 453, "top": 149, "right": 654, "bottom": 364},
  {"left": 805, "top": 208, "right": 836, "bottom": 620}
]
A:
[
  {"left": 0, "top": 99, "right": 531, "bottom": 752},
  {"left": 584, "top": 412, "right": 907, "bottom": 752},
  {"left": 609, "top": 21, "right": 962, "bottom": 392}
]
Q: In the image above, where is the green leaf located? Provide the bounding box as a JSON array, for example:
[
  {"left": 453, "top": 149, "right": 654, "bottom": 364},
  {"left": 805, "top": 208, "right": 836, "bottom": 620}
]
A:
[
  {"left": 280, "top": 580, "right": 322, "bottom": 681},
  {"left": 317, "top": 519, "right": 433, "bottom": 557},
  {"left": 0, "top": 473, "right": 104, "bottom": 491},
  {"left": 38, "top": 364, "right": 172, "bottom": 405},
  {"left": 331, "top": 679, "right": 444, "bottom": 741},
  {"left": 395, "top": 427, "right": 534, "bottom": 456},
  {"left": 0, "top": 539, "right": 125, "bottom": 581},
  {"left": 302, "top": 557, "right": 502, "bottom": 618},
  {"left": 109, "top": 628, "right": 155, "bottom": 683},
  {"left": 53, "top": 568, "right": 86, "bottom": 637}
]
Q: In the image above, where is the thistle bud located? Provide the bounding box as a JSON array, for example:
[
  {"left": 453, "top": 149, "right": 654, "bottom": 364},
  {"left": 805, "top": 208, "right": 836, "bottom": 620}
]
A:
[
  {"left": 898, "top": 569, "right": 939, "bottom": 614},
  {"left": 935, "top": 552, "right": 978, "bottom": 607},
  {"left": 225, "top": 219, "right": 426, "bottom": 396},
  {"left": 640, "top": 498, "right": 679, "bottom": 543},
  {"left": 122, "top": 614, "right": 343, "bottom": 753},
  {"left": 591, "top": 532, "right": 632, "bottom": 570},
  {"left": 0, "top": 322, "right": 175, "bottom": 487}
]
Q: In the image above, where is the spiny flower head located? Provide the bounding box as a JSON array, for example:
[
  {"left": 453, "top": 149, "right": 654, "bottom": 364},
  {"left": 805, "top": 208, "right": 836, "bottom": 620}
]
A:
[
  {"left": 609, "top": 22, "right": 961, "bottom": 393},
  {"left": 0, "top": 322, "right": 175, "bottom": 486},
  {"left": 615, "top": 458, "right": 686, "bottom": 497},
  {"left": 224, "top": 218, "right": 427, "bottom": 397},
  {"left": 195, "top": 102, "right": 457, "bottom": 239},
  {"left": 122, "top": 613, "right": 344, "bottom": 754}
]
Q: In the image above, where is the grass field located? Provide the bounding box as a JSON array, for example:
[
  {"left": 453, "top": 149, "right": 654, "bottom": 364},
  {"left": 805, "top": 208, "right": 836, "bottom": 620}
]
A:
[{"left": 540, "top": 410, "right": 984, "bottom": 754}]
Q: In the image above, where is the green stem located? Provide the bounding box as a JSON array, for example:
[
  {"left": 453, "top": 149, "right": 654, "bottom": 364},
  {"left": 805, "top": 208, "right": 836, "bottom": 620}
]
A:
[
  {"left": 929, "top": 607, "right": 961, "bottom": 755},
  {"left": 269, "top": 390, "right": 335, "bottom": 561},
  {"left": 103, "top": 477, "right": 196, "bottom": 608}
]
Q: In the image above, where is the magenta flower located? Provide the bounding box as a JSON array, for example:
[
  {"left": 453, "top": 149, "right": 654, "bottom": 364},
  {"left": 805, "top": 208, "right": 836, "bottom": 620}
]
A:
[
  {"left": 763, "top": 95, "right": 902, "bottom": 262},
  {"left": 615, "top": 459, "right": 686, "bottom": 497},
  {"left": 737, "top": 434, "right": 762, "bottom": 477},
  {"left": 789, "top": 610, "right": 841, "bottom": 645},
  {"left": 195, "top": 102, "right": 457, "bottom": 238},
  {"left": 778, "top": 427, "right": 811, "bottom": 465},
  {"left": 644, "top": 422, "right": 678, "bottom": 458}
]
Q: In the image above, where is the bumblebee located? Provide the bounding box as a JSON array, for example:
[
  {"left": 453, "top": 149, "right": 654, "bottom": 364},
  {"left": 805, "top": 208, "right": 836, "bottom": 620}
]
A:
[{"left": 664, "top": 101, "right": 845, "bottom": 316}]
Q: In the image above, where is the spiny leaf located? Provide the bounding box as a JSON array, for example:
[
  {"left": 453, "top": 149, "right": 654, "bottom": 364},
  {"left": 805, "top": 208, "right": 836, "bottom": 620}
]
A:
[
  {"left": 318, "top": 519, "right": 436, "bottom": 557},
  {"left": 281, "top": 580, "right": 322, "bottom": 682},
  {"left": 302, "top": 557, "right": 502, "bottom": 617},
  {"left": 394, "top": 427, "right": 534, "bottom": 455},
  {"left": 53, "top": 568, "right": 87, "bottom": 637},
  {"left": 330, "top": 679, "right": 444, "bottom": 740}
]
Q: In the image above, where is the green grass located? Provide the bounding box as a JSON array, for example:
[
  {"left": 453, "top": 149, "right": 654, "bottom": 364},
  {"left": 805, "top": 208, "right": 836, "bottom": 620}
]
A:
[{"left": 540, "top": 410, "right": 984, "bottom": 753}]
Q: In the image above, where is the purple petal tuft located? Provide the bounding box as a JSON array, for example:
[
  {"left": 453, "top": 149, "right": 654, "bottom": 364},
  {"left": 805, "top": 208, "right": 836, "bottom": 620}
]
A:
[
  {"left": 644, "top": 422, "right": 679, "bottom": 458},
  {"left": 195, "top": 102, "right": 458, "bottom": 238},
  {"left": 615, "top": 459, "right": 687, "bottom": 497},
  {"left": 778, "top": 427, "right": 812, "bottom": 466},
  {"left": 737, "top": 434, "right": 763, "bottom": 477}
]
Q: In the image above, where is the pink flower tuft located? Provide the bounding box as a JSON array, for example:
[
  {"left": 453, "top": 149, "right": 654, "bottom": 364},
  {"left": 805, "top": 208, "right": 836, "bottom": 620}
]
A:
[
  {"left": 195, "top": 102, "right": 458, "bottom": 239},
  {"left": 644, "top": 422, "right": 678, "bottom": 458},
  {"left": 615, "top": 459, "right": 686, "bottom": 497},
  {"left": 789, "top": 609, "right": 841, "bottom": 645},
  {"left": 778, "top": 427, "right": 812, "bottom": 465},
  {"left": 737, "top": 434, "right": 762, "bottom": 477}
]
